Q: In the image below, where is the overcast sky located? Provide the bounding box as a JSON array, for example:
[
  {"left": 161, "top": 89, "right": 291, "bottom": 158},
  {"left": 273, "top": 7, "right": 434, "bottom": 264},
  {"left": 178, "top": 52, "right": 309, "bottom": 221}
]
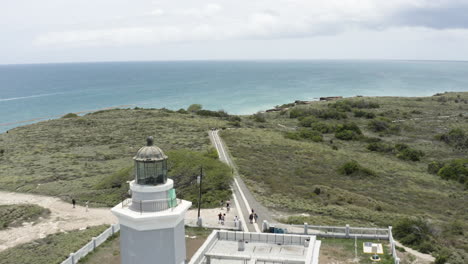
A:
[{"left": 2, "top": 0, "right": 468, "bottom": 64}]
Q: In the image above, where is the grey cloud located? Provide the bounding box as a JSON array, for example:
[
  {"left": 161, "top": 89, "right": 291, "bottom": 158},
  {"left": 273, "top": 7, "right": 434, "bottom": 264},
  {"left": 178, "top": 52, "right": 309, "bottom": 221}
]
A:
[{"left": 388, "top": 2, "right": 468, "bottom": 29}]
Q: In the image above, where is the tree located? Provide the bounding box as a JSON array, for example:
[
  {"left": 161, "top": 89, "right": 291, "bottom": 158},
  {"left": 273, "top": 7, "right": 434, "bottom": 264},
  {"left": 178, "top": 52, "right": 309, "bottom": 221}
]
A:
[{"left": 187, "top": 104, "right": 203, "bottom": 112}]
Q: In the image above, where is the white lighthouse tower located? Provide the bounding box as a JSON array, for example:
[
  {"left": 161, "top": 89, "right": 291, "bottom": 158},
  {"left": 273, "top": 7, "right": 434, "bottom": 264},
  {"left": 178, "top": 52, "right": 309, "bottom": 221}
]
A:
[{"left": 112, "top": 136, "right": 192, "bottom": 264}]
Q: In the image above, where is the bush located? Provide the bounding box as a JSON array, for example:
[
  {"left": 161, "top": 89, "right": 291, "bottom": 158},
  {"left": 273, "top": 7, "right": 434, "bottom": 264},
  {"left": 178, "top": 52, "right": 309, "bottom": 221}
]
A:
[
  {"left": 335, "top": 123, "right": 362, "bottom": 140},
  {"left": 338, "top": 160, "right": 375, "bottom": 176},
  {"left": 353, "top": 110, "right": 376, "bottom": 119},
  {"left": 393, "top": 218, "right": 433, "bottom": 252},
  {"left": 436, "top": 128, "right": 468, "bottom": 150},
  {"left": 187, "top": 104, "right": 203, "bottom": 112},
  {"left": 285, "top": 129, "right": 323, "bottom": 142},
  {"left": 317, "top": 109, "right": 347, "bottom": 120},
  {"left": 177, "top": 108, "right": 188, "bottom": 114},
  {"left": 310, "top": 122, "right": 335, "bottom": 133},
  {"left": 397, "top": 148, "right": 425, "bottom": 161},
  {"left": 328, "top": 101, "right": 352, "bottom": 112},
  {"left": 289, "top": 107, "right": 317, "bottom": 119},
  {"left": 437, "top": 159, "right": 468, "bottom": 184},
  {"left": 62, "top": 113, "right": 78, "bottom": 118},
  {"left": 367, "top": 142, "right": 394, "bottom": 153},
  {"left": 195, "top": 109, "right": 229, "bottom": 118},
  {"left": 368, "top": 118, "right": 388, "bottom": 132},
  {"left": 298, "top": 116, "right": 318, "bottom": 127},
  {"left": 252, "top": 112, "right": 266, "bottom": 122},
  {"left": 349, "top": 100, "right": 380, "bottom": 109},
  {"left": 428, "top": 161, "right": 445, "bottom": 174}
]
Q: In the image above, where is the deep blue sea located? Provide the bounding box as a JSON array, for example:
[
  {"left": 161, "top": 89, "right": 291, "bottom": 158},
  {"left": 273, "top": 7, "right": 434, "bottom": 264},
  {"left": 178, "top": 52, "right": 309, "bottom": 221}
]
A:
[{"left": 1, "top": 60, "right": 467, "bottom": 133}]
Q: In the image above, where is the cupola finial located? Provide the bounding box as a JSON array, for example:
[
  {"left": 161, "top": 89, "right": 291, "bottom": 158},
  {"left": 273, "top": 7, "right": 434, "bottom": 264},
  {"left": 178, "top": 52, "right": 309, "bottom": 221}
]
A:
[{"left": 147, "top": 136, "right": 154, "bottom": 146}]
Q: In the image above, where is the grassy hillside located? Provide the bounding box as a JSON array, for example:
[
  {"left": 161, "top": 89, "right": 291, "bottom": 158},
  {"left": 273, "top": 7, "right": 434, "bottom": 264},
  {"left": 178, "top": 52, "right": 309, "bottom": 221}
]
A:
[
  {"left": 221, "top": 92, "right": 467, "bottom": 263},
  {"left": 0, "top": 108, "right": 232, "bottom": 207}
]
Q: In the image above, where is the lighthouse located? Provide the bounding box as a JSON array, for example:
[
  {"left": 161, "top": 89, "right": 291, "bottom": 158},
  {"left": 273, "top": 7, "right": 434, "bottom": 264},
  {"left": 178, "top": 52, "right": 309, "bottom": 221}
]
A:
[{"left": 111, "top": 136, "right": 192, "bottom": 264}]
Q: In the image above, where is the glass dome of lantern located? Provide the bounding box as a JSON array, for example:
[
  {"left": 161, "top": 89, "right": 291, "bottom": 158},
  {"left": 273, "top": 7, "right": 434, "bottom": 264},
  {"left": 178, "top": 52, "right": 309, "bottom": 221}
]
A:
[{"left": 133, "top": 136, "right": 168, "bottom": 185}]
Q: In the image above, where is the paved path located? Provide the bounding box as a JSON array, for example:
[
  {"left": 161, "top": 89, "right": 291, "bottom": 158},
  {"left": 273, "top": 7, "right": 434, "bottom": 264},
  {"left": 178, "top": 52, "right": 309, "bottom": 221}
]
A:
[
  {"left": 209, "top": 130, "right": 276, "bottom": 233},
  {"left": 0, "top": 191, "right": 117, "bottom": 252}
]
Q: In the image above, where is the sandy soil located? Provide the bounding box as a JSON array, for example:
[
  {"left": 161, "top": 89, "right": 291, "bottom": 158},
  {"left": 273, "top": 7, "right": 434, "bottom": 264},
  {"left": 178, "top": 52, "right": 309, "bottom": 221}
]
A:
[{"left": 0, "top": 191, "right": 117, "bottom": 252}]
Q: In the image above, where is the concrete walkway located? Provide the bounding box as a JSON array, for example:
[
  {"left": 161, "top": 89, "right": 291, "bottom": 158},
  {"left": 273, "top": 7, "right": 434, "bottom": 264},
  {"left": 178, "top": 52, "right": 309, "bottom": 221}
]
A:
[{"left": 209, "top": 130, "right": 276, "bottom": 233}]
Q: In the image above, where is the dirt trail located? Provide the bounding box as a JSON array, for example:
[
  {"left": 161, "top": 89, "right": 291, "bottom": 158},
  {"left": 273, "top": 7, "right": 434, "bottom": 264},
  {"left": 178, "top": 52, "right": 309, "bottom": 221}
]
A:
[
  {"left": 395, "top": 241, "right": 435, "bottom": 263},
  {"left": 0, "top": 191, "right": 117, "bottom": 252}
]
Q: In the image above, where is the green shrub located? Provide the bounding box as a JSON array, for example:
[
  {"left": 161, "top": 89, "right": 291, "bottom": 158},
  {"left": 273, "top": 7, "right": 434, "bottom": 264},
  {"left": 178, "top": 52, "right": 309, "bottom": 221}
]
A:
[
  {"left": 289, "top": 107, "right": 317, "bottom": 118},
  {"left": 335, "top": 123, "right": 362, "bottom": 140},
  {"left": 338, "top": 160, "right": 375, "bottom": 176},
  {"left": 437, "top": 159, "right": 468, "bottom": 184},
  {"left": 428, "top": 161, "right": 445, "bottom": 174},
  {"left": 317, "top": 109, "right": 348, "bottom": 120},
  {"left": 353, "top": 110, "right": 376, "bottom": 119},
  {"left": 397, "top": 148, "right": 425, "bottom": 161},
  {"left": 228, "top": 115, "right": 242, "bottom": 122},
  {"left": 435, "top": 248, "right": 451, "bottom": 264},
  {"left": 187, "top": 104, "right": 203, "bottom": 112},
  {"left": 436, "top": 128, "right": 468, "bottom": 150},
  {"left": 298, "top": 116, "right": 318, "bottom": 127},
  {"left": 310, "top": 122, "right": 335, "bottom": 133},
  {"left": 285, "top": 129, "right": 323, "bottom": 142},
  {"left": 393, "top": 218, "right": 434, "bottom": 252},
  {"left": 327, "top": 101, "right": 352, "bottom": 112},
  {"left": 252, "top": 112, "right": 266, "bottom": 122},
  {"left": 62, "top": 113, "right": 78, "bottom": 118},
  {"left": 349, "top": 100, "right": 380, "bottom": 109},
  {"left": 177, "top": 108, "right": 188, "bottom": 114},
  {"left": 196, "top": 109, "right": 229, "bottom": 118},
  {"left": 367, "top": 142, "right": 394, "bottom": 153}
]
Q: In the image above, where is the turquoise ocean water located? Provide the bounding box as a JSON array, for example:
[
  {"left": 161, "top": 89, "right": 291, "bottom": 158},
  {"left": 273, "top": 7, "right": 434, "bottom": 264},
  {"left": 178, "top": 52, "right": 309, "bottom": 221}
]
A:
[{"left": 1, "top": 60, "right": 467, "bottom": 133}]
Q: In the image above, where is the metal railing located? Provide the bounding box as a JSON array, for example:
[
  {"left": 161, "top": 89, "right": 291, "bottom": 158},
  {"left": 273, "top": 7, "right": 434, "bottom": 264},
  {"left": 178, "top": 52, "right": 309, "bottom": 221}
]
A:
[
  {"left": 185, "top": 218, "right": 243, "bottom": 231},
  {"left": 272, "top": 223, "right": 389, "bottom": 240},
  {"left": 121, "top": 198, "right": 180, "bottom": 213}
]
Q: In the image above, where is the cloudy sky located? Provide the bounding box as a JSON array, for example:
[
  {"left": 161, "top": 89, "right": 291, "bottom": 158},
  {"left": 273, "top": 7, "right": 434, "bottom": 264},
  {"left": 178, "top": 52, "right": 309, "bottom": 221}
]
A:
[{"left": 2, "top": 0, "right": 468, "bottom": 64}]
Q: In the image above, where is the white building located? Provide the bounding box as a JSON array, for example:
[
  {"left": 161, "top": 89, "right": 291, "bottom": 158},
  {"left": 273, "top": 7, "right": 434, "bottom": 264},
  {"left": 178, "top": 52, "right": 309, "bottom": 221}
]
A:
[{"left": 112, "top": 137, "right": 192, "bottom": 264}]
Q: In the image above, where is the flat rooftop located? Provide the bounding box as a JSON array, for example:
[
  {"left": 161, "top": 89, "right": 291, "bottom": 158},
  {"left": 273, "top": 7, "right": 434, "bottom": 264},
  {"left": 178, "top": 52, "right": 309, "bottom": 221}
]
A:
[{"left": 189, "top": 230, "right": 321, "bottom": 264}]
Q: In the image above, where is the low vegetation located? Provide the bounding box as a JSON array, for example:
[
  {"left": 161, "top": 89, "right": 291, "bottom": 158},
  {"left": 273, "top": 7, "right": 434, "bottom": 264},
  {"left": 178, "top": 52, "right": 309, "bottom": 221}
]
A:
[
  {"left": 221, "top": 92, "right": 468, "bottom": 263},
  {"left": 0, "top": 107, "right": 233, "bottom": 208},
  {"left": 0, "top": 204, "right": 50, "bottom": 230},
  {"left": 338, "top": 160, "right": 376, "bottom": 177},
  {"left": 0, "top": 225, "right": 108, "bottom": 264}
]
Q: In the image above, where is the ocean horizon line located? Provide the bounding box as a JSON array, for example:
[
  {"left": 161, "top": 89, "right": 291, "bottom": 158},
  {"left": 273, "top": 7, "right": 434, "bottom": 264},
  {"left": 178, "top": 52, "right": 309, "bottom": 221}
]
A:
[{"left": 2, "top": 58, "right": 468, "bottom": 67}]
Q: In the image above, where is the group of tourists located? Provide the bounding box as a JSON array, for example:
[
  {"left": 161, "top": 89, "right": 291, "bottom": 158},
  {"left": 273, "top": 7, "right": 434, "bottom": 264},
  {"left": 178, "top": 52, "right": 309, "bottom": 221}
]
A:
[
  {"left": 71, "top": 198, "right": 89, "bottom": 212},
  {"left": 218, "top": 199, "right": 260, "bottom": 226}
]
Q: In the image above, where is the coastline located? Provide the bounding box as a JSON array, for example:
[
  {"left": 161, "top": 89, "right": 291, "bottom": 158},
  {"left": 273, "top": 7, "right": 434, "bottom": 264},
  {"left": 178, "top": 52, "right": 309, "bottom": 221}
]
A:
[{"left": 0, "top": 92, "right": 455, "bottom": 133}]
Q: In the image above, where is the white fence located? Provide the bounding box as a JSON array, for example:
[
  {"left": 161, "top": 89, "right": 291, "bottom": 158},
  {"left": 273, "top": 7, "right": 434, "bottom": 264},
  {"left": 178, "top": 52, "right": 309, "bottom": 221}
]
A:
[{"left": 60, "top": 224, "right": 120, "bottom": 264}]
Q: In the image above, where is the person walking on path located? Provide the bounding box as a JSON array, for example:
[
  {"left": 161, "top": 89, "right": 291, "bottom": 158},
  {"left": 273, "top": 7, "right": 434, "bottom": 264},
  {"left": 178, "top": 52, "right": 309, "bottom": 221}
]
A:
[
  {"left": 234, "top": 216, "right": 239, "bottom": 227},
  {"left": 218, "top": 212, "right": 222, "bottom": 224},
  {"left": 72, "top": 199, "right": 76, "bottom": 209},
  {"left": 220, "top": 200, "right": 224, "bottom": 210},
  {"left": 249, "top": 213, "right": 254, "bottom": 224},
  {"left": 226, "top": 200, "right": 231, "bottom": 212},
  {"left": 254, "top": 213, "right": 258, "bottom": 223},
  {"left": 221, "top": 214, "right": 225, "bottom": 225},
  {"left": 85, "top": 201, "right": 89, "bottom": 212}
]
